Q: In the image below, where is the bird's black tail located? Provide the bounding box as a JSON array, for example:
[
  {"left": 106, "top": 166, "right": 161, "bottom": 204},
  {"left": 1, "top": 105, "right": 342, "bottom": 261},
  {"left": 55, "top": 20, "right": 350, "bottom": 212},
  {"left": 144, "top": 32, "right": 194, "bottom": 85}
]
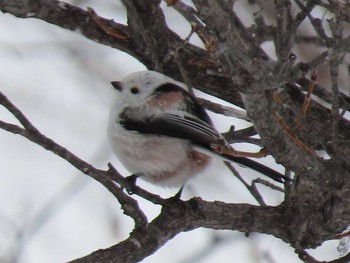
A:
[{"left": 224, "top": 155, "right": 290, "bottom": 183}]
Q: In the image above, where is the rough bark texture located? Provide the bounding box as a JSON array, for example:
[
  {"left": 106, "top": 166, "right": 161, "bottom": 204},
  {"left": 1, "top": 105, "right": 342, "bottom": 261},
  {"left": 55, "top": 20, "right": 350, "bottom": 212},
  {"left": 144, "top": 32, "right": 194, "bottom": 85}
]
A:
[{"left": 2, "top": 0, "right": 350, "bottom": 262}]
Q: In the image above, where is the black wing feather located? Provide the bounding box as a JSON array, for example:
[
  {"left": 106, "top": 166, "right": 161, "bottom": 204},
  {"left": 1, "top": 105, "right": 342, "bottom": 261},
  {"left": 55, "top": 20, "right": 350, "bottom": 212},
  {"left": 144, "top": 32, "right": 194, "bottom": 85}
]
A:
[{"left": 120, "top": 109, "right": 221, "bottom": 148}]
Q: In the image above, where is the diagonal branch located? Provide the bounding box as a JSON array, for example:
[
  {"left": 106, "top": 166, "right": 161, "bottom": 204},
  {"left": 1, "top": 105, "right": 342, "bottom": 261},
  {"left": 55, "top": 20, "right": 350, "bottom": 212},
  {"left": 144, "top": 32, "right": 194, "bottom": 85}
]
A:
[{"left": 0, "top": 91, "right": 150, "bottom": 227}]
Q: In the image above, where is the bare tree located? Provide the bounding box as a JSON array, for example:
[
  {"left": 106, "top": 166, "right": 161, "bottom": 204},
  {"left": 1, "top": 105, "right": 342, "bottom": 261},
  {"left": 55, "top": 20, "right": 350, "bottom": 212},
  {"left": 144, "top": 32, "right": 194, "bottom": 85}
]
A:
[{"left": 1, "top": 0, "right": 350, "bottom": 262}]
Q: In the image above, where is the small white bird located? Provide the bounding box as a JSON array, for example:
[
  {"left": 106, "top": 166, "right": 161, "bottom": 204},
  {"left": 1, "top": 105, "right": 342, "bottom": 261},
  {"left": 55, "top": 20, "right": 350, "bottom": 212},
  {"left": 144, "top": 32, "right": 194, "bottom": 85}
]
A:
[{"left": 108, "top": 70, "right": 287, "bottom": 187}]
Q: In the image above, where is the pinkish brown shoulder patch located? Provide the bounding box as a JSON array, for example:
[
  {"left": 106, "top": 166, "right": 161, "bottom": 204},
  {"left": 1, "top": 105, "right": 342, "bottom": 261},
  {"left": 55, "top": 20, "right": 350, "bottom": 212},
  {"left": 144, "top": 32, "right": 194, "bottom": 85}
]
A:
[{"left": 147, "top": 91, "right": 185, "bottom": 110}]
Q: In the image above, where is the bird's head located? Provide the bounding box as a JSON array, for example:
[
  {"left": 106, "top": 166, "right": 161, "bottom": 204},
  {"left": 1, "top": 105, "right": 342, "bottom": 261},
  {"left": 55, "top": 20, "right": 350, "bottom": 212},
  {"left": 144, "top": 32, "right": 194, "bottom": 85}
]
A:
[{"left": 110, "top": 70, "right": 188, "bottom": 109}]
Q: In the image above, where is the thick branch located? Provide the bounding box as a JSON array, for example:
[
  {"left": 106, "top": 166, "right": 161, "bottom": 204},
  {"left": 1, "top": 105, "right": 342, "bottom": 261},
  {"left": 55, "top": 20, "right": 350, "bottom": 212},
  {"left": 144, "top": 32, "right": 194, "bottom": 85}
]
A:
[{"left": 69, "top": 199, "right": 285, "bottom": 263}]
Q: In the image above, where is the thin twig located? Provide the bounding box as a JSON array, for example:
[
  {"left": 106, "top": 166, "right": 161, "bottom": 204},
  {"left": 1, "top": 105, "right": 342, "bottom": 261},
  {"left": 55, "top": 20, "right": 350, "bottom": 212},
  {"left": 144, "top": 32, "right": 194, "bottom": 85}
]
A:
[
  {"left": 197, "top": 97, "right": 248, "bottom": 120},
  {"left": 294, "top": 0, "right": 330, "bottom": 45},
  {"left": 164, "top": 0, "right": 217, "bottom": 55},
  {"left": 328, "top": 14, "right": 343, "bottom": 159},
  {"left": 87, "top": 7, "right": 128, "bottom": 40},
  {"left": 224, "top": 162, "right": 266, "bottom": 206},
  {"left": 222, "top": 126, "right": 261, "bottom": 145},
  {"left": 251, "top": 178, "right": 284, "bottom": 193}
]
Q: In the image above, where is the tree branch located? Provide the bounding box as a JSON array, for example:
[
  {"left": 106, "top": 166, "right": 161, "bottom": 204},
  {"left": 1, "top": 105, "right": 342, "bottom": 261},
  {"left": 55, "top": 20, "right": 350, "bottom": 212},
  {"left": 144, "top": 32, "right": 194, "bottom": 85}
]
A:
[
  {"left": 69, "top": 199, "right": 285, "bottom": 263},
  {"left": 0, "top": 92, "right": 152, "bottom": 228}
]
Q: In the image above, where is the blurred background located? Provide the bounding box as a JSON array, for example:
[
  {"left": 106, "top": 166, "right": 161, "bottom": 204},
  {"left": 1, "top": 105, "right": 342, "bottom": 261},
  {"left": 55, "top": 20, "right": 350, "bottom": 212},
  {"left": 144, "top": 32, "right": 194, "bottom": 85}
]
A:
[{"left": 0, "top": 1, "right": 344, "bottom": 262}]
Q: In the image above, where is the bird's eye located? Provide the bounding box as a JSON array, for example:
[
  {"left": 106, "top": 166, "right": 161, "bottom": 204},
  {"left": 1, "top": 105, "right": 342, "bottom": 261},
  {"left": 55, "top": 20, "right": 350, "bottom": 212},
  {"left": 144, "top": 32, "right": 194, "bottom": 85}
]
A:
[{"left": 130, "top": 87, "right": 140, "bottom": 94}]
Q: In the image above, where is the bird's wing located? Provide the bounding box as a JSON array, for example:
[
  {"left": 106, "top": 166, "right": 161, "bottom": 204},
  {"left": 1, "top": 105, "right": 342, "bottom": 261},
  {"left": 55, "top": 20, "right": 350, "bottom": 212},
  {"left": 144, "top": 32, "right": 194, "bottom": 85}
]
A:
[
  {"left": 120, "top": 81, "right": 224, "bottom": 147},
  {"left": 120, "top": 108, "right": 225, "bottom": 149}
]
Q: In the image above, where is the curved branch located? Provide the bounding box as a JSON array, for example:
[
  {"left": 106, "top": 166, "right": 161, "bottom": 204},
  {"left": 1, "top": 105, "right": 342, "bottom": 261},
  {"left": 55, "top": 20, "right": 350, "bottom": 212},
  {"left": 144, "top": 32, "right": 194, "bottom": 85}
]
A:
[{"left": 69, "top": 199, "right": 285, "bottom": 263}]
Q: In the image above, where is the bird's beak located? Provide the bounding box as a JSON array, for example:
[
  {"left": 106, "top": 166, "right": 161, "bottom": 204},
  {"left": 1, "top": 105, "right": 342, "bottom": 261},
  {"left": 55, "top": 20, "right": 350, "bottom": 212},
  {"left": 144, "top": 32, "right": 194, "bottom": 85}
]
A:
[{"left": 111, "top": 81, "right": 122, "bottom": 91}]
